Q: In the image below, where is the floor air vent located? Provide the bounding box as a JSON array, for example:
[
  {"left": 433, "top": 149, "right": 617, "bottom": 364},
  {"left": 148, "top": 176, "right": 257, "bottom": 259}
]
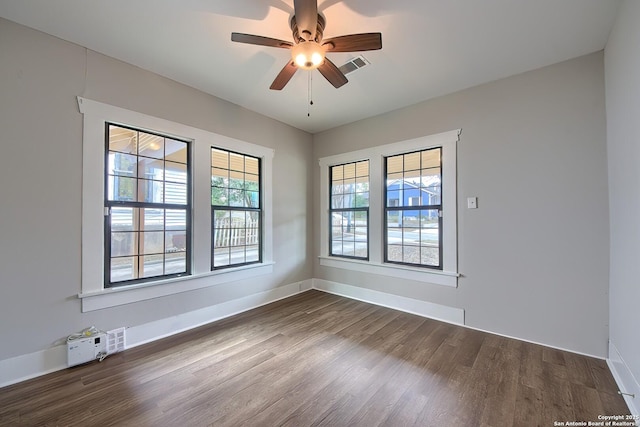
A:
[
  {"left": 338, "top": 55, "right": 370, "bottom": 75},
  {"left": 107, "top": 327, "right": 126, "bottom": 354}
]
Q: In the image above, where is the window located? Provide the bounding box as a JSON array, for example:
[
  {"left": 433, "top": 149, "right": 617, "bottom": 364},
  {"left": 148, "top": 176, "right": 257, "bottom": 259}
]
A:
[
  {"left": 105, "top": 124, "right": 190, "bottom": 286},
  {"left": 384, "top": 148, "right": 442, "bottom": 268},
  {"left": 330, "top": 160, "right": 369, "bottom": 259},
  {"left": 78, "top": 97, "right": 275, "bottom": 311},
  {"left": 211, "top": 148, "right": 262, "bottom": 268},
  {"left": 318, "top": 129, "right": 460, "bottom": 287}
]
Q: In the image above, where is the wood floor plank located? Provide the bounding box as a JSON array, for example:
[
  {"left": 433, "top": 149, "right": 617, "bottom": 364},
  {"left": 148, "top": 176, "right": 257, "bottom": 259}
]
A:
[{"left": 0, "top": 290, "right": 630, "bottom": 427}]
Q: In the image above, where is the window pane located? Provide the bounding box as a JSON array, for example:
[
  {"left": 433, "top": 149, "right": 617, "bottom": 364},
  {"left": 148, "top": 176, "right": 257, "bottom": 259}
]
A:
[
  {"left": 108, "top": 176, "right": 136, "bottom": 201},
  {"left": 229, "top": 152, "right": 245, "bottom": 172},
  {"left": 387, "top": 210, "right": 401, "bottom": 228},
  {"left": 165, "top": 182, "right": 187, "bottom": 205},
  {"left": 166, "top": 209, "right": 186, "bottom": 230},
  {"left": 108, "top": 152, "right": 137, "bottom": 177},
  {"left": 111, "top": 232, "right": 135, "bottom": 257},
  {"left": 404, "top": 152, "right": 420, "bottom": 171},
  {"left": 387, "top": 156, "right": 402, "bottom": 174},
  {"left": 165, "top": 252, "right": 186, "bottom": 274},
  {"left": 246, "top": 245, "right": 259, "bottom": 263},
  {"left": 421, "top": 247, "right": 440, "bottom": 267},
  {"left": 343, "top": 163, "right": 356, "bottom": 179},
  {"left": 110, "top": 257, "right": 135, "bottom": 283},
  {"left": 211, "top": 149, "right": 228, "bottom": 169},
  {"left": 138, "top": 180, "right": 164, "bottom": 203},
  {"left": 421, "top": 148, "right": 440, "bottom": 169},
  {"left": 332, "top": 165, "right": 344, "bottom": 181},
  {"left": 111, "top": 207, "right": 135, "bottom": 231},
  {"left": 141, "top": 254, "right": 164, "bottom": 278},
  {"left": 246, "top": 191, "right": 259, "bottom": 208},
  {"left": 331, "top": 195, "right": 343, "bottom": 210},
  {"left": 387, "top": 245, "right": 403, "bottom": 262},
  {"left": 165, "top": 162, "right": 187, "bottom": 184},
  {"left": 141, "top": 231, "right": 163, "bottom": 255},
  {"left": 245, "top": 176, "right": 259, "bottom": 191},
  {"left": 212, "top": 167, "right": 229, "bottom": 185},
  {"left": 212, "top": 187, "right": 229, "bottom": 206},
  {"left": 138, "top": 133, "right": 164, "bottom": 159},
  {"left": 386, "top": 190, "right": 401, "bottom": 208},
  {"left": 109, "top": 125, "right": 137, "bottom": 154},
  {"left": 229, "top": 189, "right": 245, "bottom": 207},
  {"left": 229, "top": 178, "right": 245, "bottom": 191},
  {"left": 165, "top": 139, "right": 187, "bottom": 164},
  {"left": 143, "top": 208, "right": 164, "bottom": 231},
  {"left": 355, "top": 192, "right": 369, "bottom": 208},
  {"left": 214, "top": 247, "right": 230, "bottom": 267},
  {"left": 356, "top": 161, "right": 369, "bottom": 177},
  {"left": 138, "top": 158, "right": 163, "bottom": 180},
  {"left": 245, "top": 157, "right": 259, "bottom": 175},
  {"left": 332, "top": 239, "right": 343, "bottom": 255}
]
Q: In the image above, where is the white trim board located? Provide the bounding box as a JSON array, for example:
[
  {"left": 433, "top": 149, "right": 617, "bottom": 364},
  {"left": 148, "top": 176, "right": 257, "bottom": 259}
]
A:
[
  {"left": 0, "top": 280, "right": 312, "bottom": 388},
  {"left": 607, "top": 341, "right": 640, "bottom": 416},
  {"left": 311, "top": 278, "right": 465, "bottom": 325}
]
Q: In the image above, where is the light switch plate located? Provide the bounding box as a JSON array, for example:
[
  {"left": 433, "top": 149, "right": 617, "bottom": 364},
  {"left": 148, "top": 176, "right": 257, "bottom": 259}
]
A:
[{"left": 467, "top": 197, "right": 478, "bottom": 209}]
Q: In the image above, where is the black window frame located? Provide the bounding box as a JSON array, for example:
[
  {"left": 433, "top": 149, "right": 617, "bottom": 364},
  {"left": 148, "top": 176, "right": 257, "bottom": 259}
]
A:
[
  {"left": 211, "top": 147, "right": 263, "bottom": 270},
  {"left": 329, "top": 160, "right": 370, "bottom": 261},
  {"left": 384, "top": 147, "right": 443, "bottom": 269},
  {"left": 104, "top": 122, "right": 192, "bottom": 287}
]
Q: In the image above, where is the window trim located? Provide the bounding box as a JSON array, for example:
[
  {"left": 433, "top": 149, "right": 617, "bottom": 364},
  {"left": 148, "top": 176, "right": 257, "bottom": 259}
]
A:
[
  {"left": 318, "top": 129, "right": 460, "bottom": 288},
  {"left": 77, "top": 97, "right": 274, "bottom": 311}
]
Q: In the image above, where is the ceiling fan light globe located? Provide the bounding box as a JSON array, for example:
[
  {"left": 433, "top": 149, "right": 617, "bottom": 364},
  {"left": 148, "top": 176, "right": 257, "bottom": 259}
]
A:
[
  {"left": 311, "top": 52, "right": 323, "bottom": 66},
  {"left": 291, "top": 41, "right": 325, "bottom": 70}
]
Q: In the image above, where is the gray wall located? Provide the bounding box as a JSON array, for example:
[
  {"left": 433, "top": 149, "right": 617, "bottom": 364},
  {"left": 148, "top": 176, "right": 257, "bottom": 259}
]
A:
[
  {"left": 0, "top": 17, "right": 314, "bottom": 361},
  {"left": 605, "top": 0, "right": 640, "bottom": 393},
  {"left": 313, "top": 52, "right": 610, "bottom": 357}
]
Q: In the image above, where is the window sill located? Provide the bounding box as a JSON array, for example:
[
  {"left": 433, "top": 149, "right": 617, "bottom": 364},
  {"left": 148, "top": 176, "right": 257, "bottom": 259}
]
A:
[
  {"left": 78, "top": 262, "right": 275, "bottom": 312},
  {"left": 318, "top": 256, "right": 458, "bottom": 287}
]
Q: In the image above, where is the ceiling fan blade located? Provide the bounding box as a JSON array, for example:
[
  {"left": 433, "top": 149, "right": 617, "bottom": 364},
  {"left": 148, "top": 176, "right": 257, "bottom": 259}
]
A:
[
  {"left": 322, "top": 33, "right": 382, "bottom": 52},
  {"left": 231, "top": 33, "right": 293, "bottom": 49},
  {"left": 293, "top": 0, "right": 318, "bottom": 41},
  {"left": 318, "top": 58, "right": 348, "bottom": 88},
  {"left": 270, "top": 61, "right": 298, "bottom": 90}
]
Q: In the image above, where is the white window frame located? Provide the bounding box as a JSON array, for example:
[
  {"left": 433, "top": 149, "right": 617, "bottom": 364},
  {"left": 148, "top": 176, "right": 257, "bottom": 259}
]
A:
[
  {"left": 77, "top": 97, "right": 274, "bottom": 312},
  {"left": 319, "top": 129, "right": 460, "bottom": 287}
]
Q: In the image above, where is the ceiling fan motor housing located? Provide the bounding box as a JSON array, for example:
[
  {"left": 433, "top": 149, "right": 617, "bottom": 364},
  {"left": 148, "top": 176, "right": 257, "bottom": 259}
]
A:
[{"left": 290, "top": 14, "right": 325, "bottom": 43}]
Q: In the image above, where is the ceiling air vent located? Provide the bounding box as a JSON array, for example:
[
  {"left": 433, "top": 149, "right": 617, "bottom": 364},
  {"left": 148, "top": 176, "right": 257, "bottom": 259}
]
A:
[{"left": 338, "top": 55, "right": 370, "bottom": 75}]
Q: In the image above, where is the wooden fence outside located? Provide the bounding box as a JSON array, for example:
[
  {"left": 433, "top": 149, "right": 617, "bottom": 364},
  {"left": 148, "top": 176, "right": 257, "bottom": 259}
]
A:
[{"left": 213, "top": 217, "right": 259, "bottom": 248}]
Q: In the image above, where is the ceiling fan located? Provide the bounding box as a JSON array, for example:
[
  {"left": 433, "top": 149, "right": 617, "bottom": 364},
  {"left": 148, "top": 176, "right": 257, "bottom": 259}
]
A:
[{"left": 231, "top": 0, "right": 382, "bottom": 90}]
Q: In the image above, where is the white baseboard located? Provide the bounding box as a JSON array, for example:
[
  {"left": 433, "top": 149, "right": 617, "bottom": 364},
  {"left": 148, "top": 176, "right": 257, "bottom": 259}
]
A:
[
  {"left": 0, "top": 280, "right": 312, "bottom": 388},
  {"left": 0, "top": 345, "right": 68, "bottom": 389},
  {"left": 126, "top": 280, "right": 311, "bottom": 348},
  {"left": 311, "top": 278, "right": 465, "bottom": 325},
  {"left": 312, "top": 279, "right": 609, "bottom": 360},
  {"left": 607, "top": 341, "right": 640, "bottom": 416}
]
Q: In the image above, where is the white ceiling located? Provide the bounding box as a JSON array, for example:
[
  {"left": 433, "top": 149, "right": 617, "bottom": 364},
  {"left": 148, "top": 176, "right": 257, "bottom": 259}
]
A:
[{"left": 0, "top": 0, "right": 620, "bottom": 133}]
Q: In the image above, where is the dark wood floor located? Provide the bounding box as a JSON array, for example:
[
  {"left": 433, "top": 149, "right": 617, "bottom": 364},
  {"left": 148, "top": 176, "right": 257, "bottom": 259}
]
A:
[{"left": 0, "top": 290, "right": 630, "bottom": 426}]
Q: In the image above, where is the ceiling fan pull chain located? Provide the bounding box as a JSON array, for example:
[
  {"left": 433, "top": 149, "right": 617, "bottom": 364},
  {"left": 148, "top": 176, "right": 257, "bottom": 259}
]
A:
[{"left": 308, "top": 72, "right": 314, "bottom": 117}]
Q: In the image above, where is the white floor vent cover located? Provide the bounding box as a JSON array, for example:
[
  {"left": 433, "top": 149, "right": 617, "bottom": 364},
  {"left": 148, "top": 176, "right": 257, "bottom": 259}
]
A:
[{"left": 106, "top": 327, "right": 126, "bottom": 354}]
